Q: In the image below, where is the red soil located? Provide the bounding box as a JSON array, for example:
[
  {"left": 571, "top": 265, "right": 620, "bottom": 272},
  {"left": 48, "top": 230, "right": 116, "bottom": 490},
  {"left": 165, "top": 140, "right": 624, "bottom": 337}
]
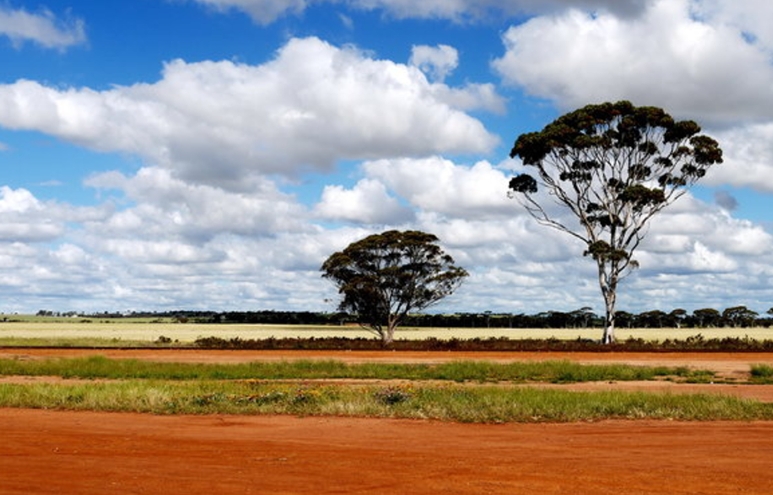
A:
[
  {"left": 2, "top": 410, "right": 772, "bottom": 494},
  {"left": 2, "top": 349, "right": 773, "bottom": 494}
]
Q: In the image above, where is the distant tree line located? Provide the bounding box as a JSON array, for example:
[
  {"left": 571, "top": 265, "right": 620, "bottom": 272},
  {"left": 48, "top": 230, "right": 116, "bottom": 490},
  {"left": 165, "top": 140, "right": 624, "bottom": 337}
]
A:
[
  {"left": 402, "top": 306, "right": 772, "bottom": 329},
  {"left": 43, "top": 305, "right": 772, "bottom": 329}
]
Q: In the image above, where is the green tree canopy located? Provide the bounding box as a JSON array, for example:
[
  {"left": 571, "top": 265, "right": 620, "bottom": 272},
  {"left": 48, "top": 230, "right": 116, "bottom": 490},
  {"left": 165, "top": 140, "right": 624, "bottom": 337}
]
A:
[
  {"left": 320, "top": 230, "right": 468, "bottom": 345},
  {"left": 509, "top": 101, "right": 723, "bottom": 343}
]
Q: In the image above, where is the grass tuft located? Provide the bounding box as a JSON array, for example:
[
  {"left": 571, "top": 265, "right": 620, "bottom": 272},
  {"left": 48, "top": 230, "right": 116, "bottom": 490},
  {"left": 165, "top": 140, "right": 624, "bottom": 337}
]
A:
[{"left": 750, "top": 364, "right": 773, "bottom": 384}]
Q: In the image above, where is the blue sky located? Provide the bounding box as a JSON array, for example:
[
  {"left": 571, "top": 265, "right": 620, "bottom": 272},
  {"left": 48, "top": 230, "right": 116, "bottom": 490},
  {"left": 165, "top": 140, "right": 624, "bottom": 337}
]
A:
[{"left": 0, "top": 0, "right": 772, "bottom": 316}]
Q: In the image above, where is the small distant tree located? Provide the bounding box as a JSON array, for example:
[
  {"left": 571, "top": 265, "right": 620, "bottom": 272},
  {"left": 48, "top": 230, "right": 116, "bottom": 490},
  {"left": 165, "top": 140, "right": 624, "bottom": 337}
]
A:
[
  {"left": 509, "top": 101, "right": 723, "bottom": 343},
  {"left": 722, "top": 305, "right": 758, "bottom": 328},
  {"left": 692, "top": 308, "right": 722, "bottom": 328},
  {"left": 320, "top": 230, "right": 468, "bottom": 346},
  {"left": 638, "top": 309, "right": 668, "bottom": 328},
  {"left": 568, "top": 306, "right": 596, "bottom": 328},
  {"left": 668, "top": 308, "right": 688, "bottom": 328},
  {"left": 614, "top": 310, "right": 636, "bottom": 329}
]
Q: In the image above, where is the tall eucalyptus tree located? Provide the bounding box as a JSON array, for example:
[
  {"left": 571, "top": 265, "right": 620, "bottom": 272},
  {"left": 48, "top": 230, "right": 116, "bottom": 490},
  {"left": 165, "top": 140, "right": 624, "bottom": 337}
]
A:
[{"left": 509, "top": 101, "right": 723, "bottom": 343}]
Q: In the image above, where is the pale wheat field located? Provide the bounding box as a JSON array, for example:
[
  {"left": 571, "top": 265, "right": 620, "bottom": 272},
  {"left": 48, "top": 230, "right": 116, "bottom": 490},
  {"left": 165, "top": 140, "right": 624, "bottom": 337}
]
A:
[{"left": 0, "top": 318, "right": 770, "bottom": 343}]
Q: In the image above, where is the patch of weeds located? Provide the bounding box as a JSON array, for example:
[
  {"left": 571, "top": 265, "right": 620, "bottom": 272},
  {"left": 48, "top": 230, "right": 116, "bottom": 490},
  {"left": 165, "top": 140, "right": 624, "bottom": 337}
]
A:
[
  {"left": 684, "top": 370, "right": 716, "bottom": 384},
  {"left": 192, "top": 392, "right": 228, "bottom": 406},
  {"left": 291, "top": 385, "right": 324, "bottom": 405},
  {"left": 670, "top": 366, "right": 692, "bottom": 377},
  {"left": 373, "top": 384, "right": 415, "bottom": 405},
  {"left": 64, "top": 392, "right": 86, "bottom": 405},
  {"left": 750, "top": 364, "right": 773, "bottom": 383},
  {"left": 162, "top": 399, "right": 184, "bottom": 414},
  {"left": 236, "top": 390, "right": 287, "bottom": 405}
]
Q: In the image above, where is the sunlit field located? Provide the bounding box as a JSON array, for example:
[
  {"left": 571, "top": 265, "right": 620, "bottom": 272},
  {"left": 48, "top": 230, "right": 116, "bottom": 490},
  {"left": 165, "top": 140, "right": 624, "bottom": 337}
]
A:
[{"left": 0, "top": 317, "right": 771, "bottom": 343}]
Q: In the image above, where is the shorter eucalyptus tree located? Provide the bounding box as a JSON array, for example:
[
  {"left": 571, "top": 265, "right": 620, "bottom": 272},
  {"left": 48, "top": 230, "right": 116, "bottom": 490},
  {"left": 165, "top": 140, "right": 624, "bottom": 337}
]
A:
[
  {"left": 321, "top": 230, "right": 468, "bottom": 345},
  {"left": 509, "top": 101, "right": 723, "bottom": 343}
]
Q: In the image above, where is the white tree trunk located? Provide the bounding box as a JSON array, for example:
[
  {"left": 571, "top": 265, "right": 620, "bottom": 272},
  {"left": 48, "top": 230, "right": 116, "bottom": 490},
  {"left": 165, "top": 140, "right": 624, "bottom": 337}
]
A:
[
  {"left": 602, "top": 321, "right": 615, "bottom": 344},
  {"left": 382, "top": 317, "right": 399, "bottom": 346},
  {"left": 599, "top": 265, "right": 617, "bottom": 345}
]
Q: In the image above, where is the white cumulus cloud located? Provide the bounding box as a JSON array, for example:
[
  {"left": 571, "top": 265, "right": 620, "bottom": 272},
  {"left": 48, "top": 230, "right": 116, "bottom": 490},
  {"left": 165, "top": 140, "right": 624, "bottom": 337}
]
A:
[
  {"left": 85, "top": 167, "right": 309, "bottom": 241},
  {"left": 315, "top": 179, "right": 414, "bottom": 225},
  {"left": 0, "top": 37, "right": 498, "bottom": 189},
  {"left": 410, "top": 44, "right": 458, "bottom": 82},
  {"left": 492, "top": 0, "right": 773, "bottom": 124},
  {"left": 0, "top": 186, "right": 107, "bottom": 243},
  {"left": 0, "top": 5, "right": 86, "bottom": 50},
  {"left": 706, "top": 123, "right": 773, "bottom": 192},
  {"left": 362, "top": 156, "right": 515, "bottom": 219}
]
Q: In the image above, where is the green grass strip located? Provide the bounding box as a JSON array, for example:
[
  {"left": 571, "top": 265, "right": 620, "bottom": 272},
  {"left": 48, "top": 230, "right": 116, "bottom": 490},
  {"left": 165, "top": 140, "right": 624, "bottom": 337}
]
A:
[
  {"left": 0, "top": 356, "right": 710, "bottom": 383},
  {"left": 0, "top": 380, "right": 770, "bottom": 423}
]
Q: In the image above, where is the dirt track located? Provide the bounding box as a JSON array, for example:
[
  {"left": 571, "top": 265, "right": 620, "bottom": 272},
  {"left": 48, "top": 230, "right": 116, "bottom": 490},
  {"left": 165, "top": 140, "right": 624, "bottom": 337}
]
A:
[
  {"left": 2, "top": 349, "right": 773, "bottom": 494},
  {"left": 2, "top": 410, "right": 773, "bottom": 494}
]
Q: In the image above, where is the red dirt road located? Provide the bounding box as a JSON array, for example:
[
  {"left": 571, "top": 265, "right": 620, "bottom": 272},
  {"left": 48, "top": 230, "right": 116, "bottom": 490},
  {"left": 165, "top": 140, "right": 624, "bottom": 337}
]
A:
[
  {"left": 3, "top": 349, "right": 773, "bottom": 494},
  {"left": 2, "top": 409, "right": 773, "bottom": 495}
]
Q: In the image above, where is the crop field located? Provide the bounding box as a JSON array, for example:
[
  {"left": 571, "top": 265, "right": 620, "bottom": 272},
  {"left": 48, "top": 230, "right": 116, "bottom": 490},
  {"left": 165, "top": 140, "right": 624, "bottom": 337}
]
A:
[{"left": 0, "top": 317, "right": 771, "bottom": 343}]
